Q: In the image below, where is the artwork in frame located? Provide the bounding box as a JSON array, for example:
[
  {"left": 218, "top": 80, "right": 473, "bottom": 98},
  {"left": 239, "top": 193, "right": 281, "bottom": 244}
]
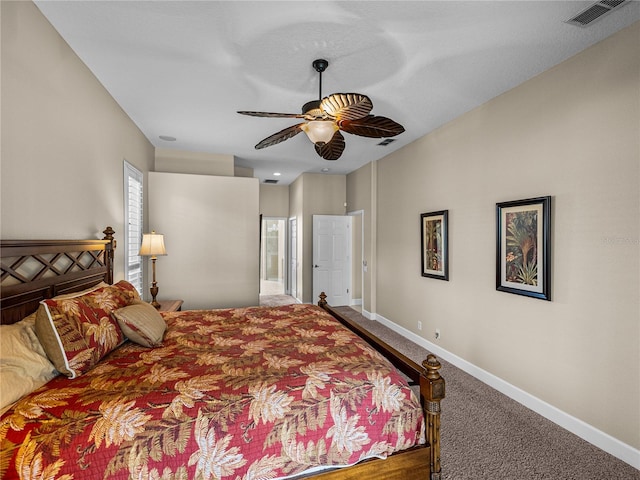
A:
[
  {"left": 421, "top": 210, "right": 449, "bottom": 280},
  {"left": 496, "top": 196, "right": 551, "bottom": 300}
]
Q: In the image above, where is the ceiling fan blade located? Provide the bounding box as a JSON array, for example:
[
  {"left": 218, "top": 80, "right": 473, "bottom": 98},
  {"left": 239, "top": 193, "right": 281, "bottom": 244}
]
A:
[
  {"left": 338, "top": 115, "right": 405, "bottom": 138},
  {"left": 320, "top": 93, "right": 373, "bottom": 121},
  {"left": 255, "top": 124, "right": 304, "bottom": 149},
  {"left": 314, "top": 131, "right": 345, "bottom": 160},
  {"left": 238, "top": 111, "right": 304, "bottom": 118}
]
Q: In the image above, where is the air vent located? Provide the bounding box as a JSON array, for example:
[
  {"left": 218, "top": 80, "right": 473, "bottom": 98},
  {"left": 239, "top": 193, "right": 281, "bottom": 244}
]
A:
[
  {"left": 377, "top": 138, "right": 396, "bottom": 146},
  {"left": 264, "top": 179, "right": 279, "bottom": 184},
  {"left": 566, "top": 0, "right": 629, "bottom": 27}
]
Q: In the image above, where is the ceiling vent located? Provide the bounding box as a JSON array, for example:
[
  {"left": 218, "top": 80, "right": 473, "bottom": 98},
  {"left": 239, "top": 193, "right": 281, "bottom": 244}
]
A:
[
  {"left": 377, "top": 138, "right": 397, "bottom": 146},
  {"left": 566, "top": 0, "right": 629, "bottom": 27},
  {"left": 264, "top": 179, "right": 279, "bottom": 184}
]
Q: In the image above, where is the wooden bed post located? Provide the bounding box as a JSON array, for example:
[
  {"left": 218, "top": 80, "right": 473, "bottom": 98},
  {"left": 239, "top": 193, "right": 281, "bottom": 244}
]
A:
[
  {"left": 102, "top": 226, "right": 115, "bottom": 285},
  {"left": 316, "top": 292, "right": 445, "bottom": 479},
  {"left": 318, "top": 291, "right": 328, "bottom": 308},
  {"left": 421, "top": 354, "right": 445, "bottom": 480}
]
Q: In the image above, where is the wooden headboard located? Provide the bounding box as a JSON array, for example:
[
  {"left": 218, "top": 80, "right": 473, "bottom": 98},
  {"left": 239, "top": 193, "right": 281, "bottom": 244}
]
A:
[{"left": 0, "top": 227, "right": 116, "bottom": 325}]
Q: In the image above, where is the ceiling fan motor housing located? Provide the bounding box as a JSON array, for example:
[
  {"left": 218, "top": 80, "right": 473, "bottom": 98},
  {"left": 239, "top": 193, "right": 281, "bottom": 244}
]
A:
[{"left": 302, "top": 100, "right": 322, "bottom": 115}]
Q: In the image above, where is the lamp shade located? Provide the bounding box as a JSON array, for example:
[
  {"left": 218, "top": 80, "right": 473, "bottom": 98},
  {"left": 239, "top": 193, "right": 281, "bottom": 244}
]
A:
[
  {"left": 301, "top": 120, "right": 338, "bottom": 144},
  {"left": 139, "top": 231, "right": 167, "bottom": 257}
]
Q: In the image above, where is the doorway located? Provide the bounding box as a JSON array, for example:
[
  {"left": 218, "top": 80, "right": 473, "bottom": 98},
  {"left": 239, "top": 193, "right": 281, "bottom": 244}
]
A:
[{"left": 260, "top": 217, "right": 286, "bottom": 295}]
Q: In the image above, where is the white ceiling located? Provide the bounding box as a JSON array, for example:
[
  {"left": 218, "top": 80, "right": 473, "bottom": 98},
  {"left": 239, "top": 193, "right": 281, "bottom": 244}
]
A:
[{"left": 35, "top": 1, "right": 639, "bottom": 185}]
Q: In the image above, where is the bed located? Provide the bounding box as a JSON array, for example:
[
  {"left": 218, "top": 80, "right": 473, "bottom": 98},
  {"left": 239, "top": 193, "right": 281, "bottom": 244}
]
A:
[{"left": 0, "top": 228, "right": 444, "bottom": 480}]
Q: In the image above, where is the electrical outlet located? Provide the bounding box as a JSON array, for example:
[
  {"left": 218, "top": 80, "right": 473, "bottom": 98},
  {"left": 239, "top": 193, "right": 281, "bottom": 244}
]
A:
[
  {"left": 435, "top": 329, "right": 441, "bottom": 340},
  {"left": 417, "top": 321, "right": 422, "bottom": 331}
]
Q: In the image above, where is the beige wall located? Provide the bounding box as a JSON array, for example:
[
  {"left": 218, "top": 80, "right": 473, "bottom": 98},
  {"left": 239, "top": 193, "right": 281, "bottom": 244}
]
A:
[
  {"left": 7, "top": 0, "right": 637, "bottom": 457},
  {"left": 289, "top": 173, "right": 347, "bottom": 303},
  {"left": 261, "top": 177, "right": 352, "bottom": 303},
  {"left": 1, "top": 1, "right": 155, "bottom": 280},
  {"left": 302, "top": 174, "right": 347, "bottom": 303},
  {"left": 372, "top": 23, "right": 639, "bottom": 449},
  {"left": 347, "top": 162, "right": 377, "bottom": 314},
  {"left": 155, "top": 148, "right": 234, "bottom": 176},
  {"left": 234, "top": 165, "right": 254, "bottom": 178},
  {"left": 149, "top": 172, "right": 259, "bottom": 309},
  {"left": 289, "top": 177, "right": 304, "bottom": 302},
  {"left": 259, "top": 184, "right": 290, "bottom": 217}
]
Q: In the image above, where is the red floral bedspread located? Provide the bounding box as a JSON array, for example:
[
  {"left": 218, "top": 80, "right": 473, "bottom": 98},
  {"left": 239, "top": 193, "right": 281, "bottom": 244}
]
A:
[{"left": 1, "top": 304, "right": 425, "bottom": 479}]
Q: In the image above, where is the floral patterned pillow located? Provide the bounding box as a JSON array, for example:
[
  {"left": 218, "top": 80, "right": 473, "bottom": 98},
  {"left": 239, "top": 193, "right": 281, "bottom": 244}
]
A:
[{"left": 35, "top": 281, "right": 139, "bottom": 378}]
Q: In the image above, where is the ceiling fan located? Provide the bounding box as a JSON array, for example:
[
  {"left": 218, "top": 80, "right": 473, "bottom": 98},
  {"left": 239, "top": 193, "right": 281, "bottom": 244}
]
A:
[{"left": 238, "top": 59, "right": 405, "bottom": 161}]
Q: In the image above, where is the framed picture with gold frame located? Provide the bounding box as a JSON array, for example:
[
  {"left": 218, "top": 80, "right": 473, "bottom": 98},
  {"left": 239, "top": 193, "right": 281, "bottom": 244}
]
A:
[
  {"left": 496, "top": 196, "right": 551, "bottom": 300},
  {"left": 421, "top": 210, "right": 448, "bottom": 281}
]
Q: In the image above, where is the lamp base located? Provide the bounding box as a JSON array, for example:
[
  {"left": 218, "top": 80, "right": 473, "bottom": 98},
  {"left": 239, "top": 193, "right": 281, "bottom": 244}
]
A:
[{"left": 150, "top": 284, "right": 160, "bottom": 309}]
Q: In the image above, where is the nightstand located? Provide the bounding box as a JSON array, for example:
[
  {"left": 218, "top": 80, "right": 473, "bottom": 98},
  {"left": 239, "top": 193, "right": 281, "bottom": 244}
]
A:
[{"left": 156, "top": 299, "right": 183, "bottom": 312}]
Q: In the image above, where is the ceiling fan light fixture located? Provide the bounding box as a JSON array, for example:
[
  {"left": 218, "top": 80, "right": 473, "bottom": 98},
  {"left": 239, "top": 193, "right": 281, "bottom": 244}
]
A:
[{"left": 301, "top": 120, "right": 338, "bottom": 145}]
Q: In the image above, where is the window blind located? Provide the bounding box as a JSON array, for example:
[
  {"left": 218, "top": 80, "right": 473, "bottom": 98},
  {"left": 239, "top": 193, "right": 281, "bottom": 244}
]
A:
[{"left": 124, "top": 161, "right": 143, "bottom": 294}]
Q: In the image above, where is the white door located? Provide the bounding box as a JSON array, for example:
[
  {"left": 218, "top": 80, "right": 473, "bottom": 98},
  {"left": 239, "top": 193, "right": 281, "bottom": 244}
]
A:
[
  {"left": 288, "top": 217, "right": 297, "bottom": 299},
  {"left": 313, "top": 215, "right": 352, "bottom": 306}
]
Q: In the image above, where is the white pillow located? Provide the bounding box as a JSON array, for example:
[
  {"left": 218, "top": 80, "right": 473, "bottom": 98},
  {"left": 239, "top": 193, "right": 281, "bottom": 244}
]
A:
[{"left": 0, "top": 314, "right": 58, "bottom": 411}]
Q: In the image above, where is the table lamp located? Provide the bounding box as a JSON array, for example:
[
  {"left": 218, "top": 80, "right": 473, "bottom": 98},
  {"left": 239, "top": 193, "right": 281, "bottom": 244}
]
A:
[{"left": 139, "top": 231, "right": 167, "bottom": 308}]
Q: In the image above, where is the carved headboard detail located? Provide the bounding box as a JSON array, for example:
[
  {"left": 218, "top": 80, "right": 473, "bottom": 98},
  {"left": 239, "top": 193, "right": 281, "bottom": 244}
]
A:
[{"left": 0, "top": 227, "right": 116, "bottom": 325}]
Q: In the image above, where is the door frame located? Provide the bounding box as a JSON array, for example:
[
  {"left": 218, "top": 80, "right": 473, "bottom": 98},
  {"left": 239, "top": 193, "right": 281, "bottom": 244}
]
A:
[
  {"left": 287, "top": 216, "right": 297, "bottom": 299},
  {"left": 348, "top": 209, "right": 364, "bottom": 308},
  {"left": 260, "top": 216, "right": 287, "bottom": 295}
]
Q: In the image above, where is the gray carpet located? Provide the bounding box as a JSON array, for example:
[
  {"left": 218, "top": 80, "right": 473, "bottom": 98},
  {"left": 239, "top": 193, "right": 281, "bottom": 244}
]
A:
[{"left": 329, "top": 306, "right": 639, "bottom": 480}]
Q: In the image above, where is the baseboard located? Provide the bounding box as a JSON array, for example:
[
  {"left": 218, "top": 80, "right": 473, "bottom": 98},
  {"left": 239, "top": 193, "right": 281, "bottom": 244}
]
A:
[
  {"left": 374, "top": 312, "right": 640, "bottom": 470},
  {"left": 351, "top": 298, "right": 362, "bottom": 306},
  {"left": 361, "top": 307, "right": 375, "bottom": 320}
]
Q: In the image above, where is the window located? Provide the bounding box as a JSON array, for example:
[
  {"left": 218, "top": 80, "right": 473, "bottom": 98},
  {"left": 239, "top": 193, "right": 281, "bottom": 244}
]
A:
[{"left": 124, "top": 161, "right": 143, "bottom": 294}]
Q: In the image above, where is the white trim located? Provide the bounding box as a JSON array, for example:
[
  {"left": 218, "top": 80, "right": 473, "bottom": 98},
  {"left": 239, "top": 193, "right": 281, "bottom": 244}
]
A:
[
  {"left": 374, "top": 311, "right": 640, "bottom": 469},
  {"left": 288, "top": 216, "right": 297, "bottom": 299},
  {"left": 123, "top": 160, "right": 144, "bottom": 295},
  {"left": 347, "top": 209, "right": 365, "bottom": 311},
  {"left": 361, "top": 308, "right": 375, "bottom": 320}
]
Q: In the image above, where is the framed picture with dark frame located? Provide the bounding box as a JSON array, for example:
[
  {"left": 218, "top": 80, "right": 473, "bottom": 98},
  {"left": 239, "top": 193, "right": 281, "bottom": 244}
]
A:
[
  {"left": 421, "top": 210, "right": 448, "bottom": 280},
  {"left": 496, "top": 196, "right": 551, "bottom": 300}
]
